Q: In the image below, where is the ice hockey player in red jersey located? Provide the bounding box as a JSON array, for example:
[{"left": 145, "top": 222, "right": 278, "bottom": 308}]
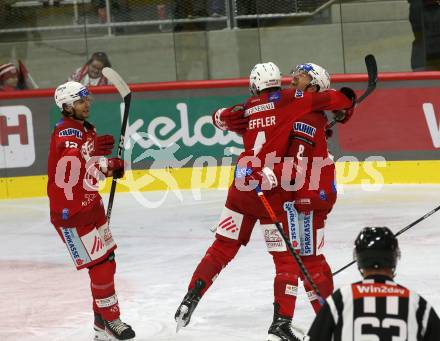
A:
[
  {"left": 174, "top": 62, "right": 356, "bottom": 341},
  {"left": 47, "top": 81, "right": 135, "bottom": 340},
  {"left": 261, "top": 63, "right": 355, "bottom": 339}
]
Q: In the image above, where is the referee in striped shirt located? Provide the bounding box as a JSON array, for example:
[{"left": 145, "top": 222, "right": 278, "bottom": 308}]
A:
[{"left": 307, "top": 227, "right": 439, "bottom": 341}]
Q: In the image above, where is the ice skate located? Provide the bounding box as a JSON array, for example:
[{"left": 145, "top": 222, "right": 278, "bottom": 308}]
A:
[
  {"left": 94, "top": 313, "right": 108, "bottom": 341},
  {"left": 266, "top": 305, "right": 302, "bottom": 341},
  {"left": 175, "top": 279, "right": 205, "bottom": 332},
  {"left": 104, "top": 318, "right": 135, "bottom": 340}
]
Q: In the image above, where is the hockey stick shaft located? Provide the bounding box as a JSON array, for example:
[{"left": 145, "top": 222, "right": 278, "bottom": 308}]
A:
[
  {"left": 101, "top": 67, "right": 132, "bottom": 224},
  {"left": 332, "top": 203, "right": 440, "bottom": 276},
  {"left": 106, "top": 92, "right": 131, "bottom": 223},
  {"left": 328, "top": 54, "right": 378, "bottom": 129},
  {"left": 255, "top": 188, "right": 324, "bottom": 304}
]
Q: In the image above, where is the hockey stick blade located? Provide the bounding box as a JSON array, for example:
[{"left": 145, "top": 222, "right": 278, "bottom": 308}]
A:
[
  {"left": 102, "top": 67, "right": 131, "bottom": 98},
  {"left": 356, "top": 54, "right": 377, "bottom": 104}
]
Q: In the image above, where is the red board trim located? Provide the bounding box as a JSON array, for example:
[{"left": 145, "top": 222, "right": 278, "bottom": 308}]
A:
[{"left": 1, "top": 71, "right": 440, "bottom": 100}]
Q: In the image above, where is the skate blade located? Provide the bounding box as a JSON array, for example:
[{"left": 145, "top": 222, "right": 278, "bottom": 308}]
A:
[
  {"left": 266, "top": 326, "right": 307, "bottom": 341},
  {"left": 175, "top": 306, "right": 189, "bottom": 333},
  {"left": 94, "top": 326, "right": 108, "bottom": 341},
  {"left": 103, "top": 328, "right": 135, "bottom": 341}
]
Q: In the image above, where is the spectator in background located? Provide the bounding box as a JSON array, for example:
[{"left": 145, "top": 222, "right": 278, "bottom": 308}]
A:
[
  {"left": 208, "top": 0, "right": 225, "bottom": 17},
  {"left": 69, "top": 52, "right": 112, "bottom": 86},
  {"left": 0, "top": 61, "right": 38, "bottom": 91},
  {"left": 409, "top": 0, "right": 440, "bottom": 71},
  {"left": 0, "top": 63, "right": 18, "bottom": 91}
]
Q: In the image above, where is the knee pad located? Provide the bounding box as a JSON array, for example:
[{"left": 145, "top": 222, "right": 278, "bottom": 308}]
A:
[
  {"left": 189, "top": 238, "right": 241, "bottom": 296},
  {"left": 273, "top": 253, "right": 300, "bottom": 289},
  {"left": 272, "top": 254, "right": 300, "bottom": 318},
  {"left": 207, "top": 237, "right": 241, "bottom": 268},
  {"left": 88, "top": 257, "right": 116, "bottom": 285},
  {"left": 303, "top": 255, "right": 334, "bottom": 299},
  {"left": 273, "top": 253, "right": 299, "bottom": 275}
]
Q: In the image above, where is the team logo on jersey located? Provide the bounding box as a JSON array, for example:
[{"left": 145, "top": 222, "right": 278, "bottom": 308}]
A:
[
  {"left": 294, "top": 89, "right": 304, "bottom": 98},
  {"left": 218, "top": 216, "right": 238, "bottom": 234},
  {"left": 319, "top": 189, "right": 327, "bottom": 201},
  {"left": 62, "top": 208, "right": 69, "bottom": 220},
  {"left": 264, "top": 228, "right": 283, "bottom": 249},
  {"left": 294, "top": 122, "right": 316, "bottom": 138},
  {"left": 269, "top": 91, "right": 281, "bottom": 102},
  {"left": 91, "top": 236, "right": 104, "bottom": 255},
  {"left": 58, "top": 128, "right": 83, "bottom": 139},
  {"left": 234, "top": 166, "right": 253, "bottom": 179}
]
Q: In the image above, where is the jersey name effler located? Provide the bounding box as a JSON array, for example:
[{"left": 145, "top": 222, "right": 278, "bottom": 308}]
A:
[{"left": 248, "top": 116, "right": 276, "bottom": 130}]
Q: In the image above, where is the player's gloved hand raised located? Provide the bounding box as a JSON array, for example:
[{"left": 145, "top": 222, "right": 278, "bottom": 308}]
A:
[
  {"left": 214, "top": 105, "right": 249, "bottom": 135},
  {"left": 246, "top": 167, "right": 278, "bottom": 191},
  {"left": 339, "top": 87, "right": 357, "bottom": 106},
  {"left": 331, "top": 87, "right": 356, "bottom": 124},
  {"left": 106, "top": 157, "right": 125, "bottom": 179},
  {"left": 82, "top": 134, "right": 115, "bottom": 160}
]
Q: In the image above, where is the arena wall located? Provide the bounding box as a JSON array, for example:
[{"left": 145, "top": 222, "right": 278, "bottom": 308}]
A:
[{"left": 1, "top": 72, "right": 440, "bottom": 199}]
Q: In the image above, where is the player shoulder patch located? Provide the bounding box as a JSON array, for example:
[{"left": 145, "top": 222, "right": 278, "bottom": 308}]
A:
[
  {"left": 294, "top": 89, "right": 304, "bottom": 98},
  {"left": 58, "top": 128, "right": 83, "bottom": 139},
  {"left": 293, "top": 121, "right": 316, "bottom": 138},
  {"left": 269, "top": 90, "right": 281, "bottom": 102},
  {"left": 55, "top": 118, "right": 64, "bottom": 127}
]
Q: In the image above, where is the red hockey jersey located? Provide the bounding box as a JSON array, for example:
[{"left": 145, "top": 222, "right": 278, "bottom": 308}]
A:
[
  {"left": 214, "top": 88, "right": 352, "bottom": 218},
  {"left": 47, "top": 116, "right": 103, "bottom": 226}
]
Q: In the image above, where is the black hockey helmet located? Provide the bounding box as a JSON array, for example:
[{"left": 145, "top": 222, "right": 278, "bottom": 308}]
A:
[{"left": 354, "top": 227, "right": 401, "bottom": 271}]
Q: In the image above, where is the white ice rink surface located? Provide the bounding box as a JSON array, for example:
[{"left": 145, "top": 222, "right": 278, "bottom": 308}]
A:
[{"left": 1, "top": 185, "right": 439, "bottom": 341}]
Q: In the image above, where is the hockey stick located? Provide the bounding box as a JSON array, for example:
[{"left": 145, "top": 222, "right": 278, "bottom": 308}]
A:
[
  {"left": 255, "top": 188, "right": 325, "bottom": 305},
  {"left": 327, "top": 54, "right": 378, "bottom": 128},
  {"left": 102, "top": 67, "right": 132, "bottom": 224},
  {"left": 332, "top": 203, "right": 440, "bottom": 276}
]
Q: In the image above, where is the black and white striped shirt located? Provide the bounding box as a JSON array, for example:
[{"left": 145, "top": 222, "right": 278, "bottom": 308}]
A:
[{"left": 307, "top": 275, "right": 440, "bottom": 341}]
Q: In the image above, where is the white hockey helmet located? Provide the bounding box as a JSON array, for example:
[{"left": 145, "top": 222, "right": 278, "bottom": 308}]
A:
[
  {"left": 249, "top": 62, "right": 282, "bottom": 95},
  {"left": 54, "top": 81, "right": 90, "bottom": 110},
  {"left": 293, "top": 63, "right": 330, "bottom": 92}
]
